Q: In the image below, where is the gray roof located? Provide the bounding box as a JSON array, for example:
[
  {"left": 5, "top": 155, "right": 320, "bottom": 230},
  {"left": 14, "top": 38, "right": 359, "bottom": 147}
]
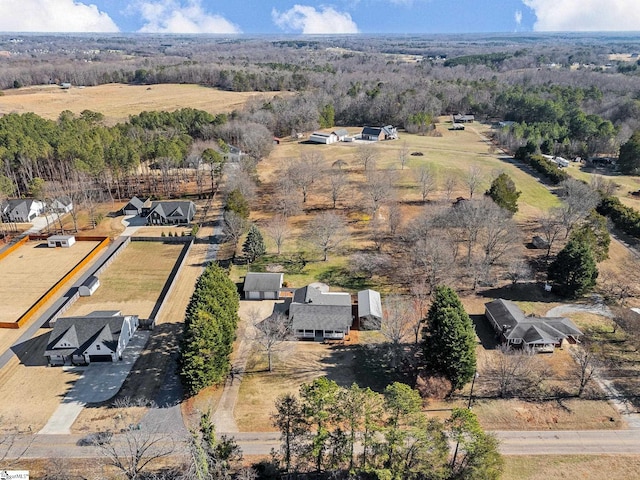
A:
[
  {"left": 485, "top": 299, "right": 582, "bottom": 346},
  {"left": 290, "top": 304, "right": 352, "bottom": 331},
  {"left": 310, "top": 132, "right": 334, "bottom": 138},
  {"left": 292, "top": 285, "right": 351, "bottom": 306},
  {"left": 332, "top": 129, "right": 349, "bottom": 137},
  {"left": 45, "top": 312, "right": 137, "bottom": 358},
  {"left": 243, "top": 272, "right": 283, "bottom": 292},
  {"left": 124, "top": 196, "right": 145, "bottom": 210},
  {"left": 48, "top": 235, "right": 75, "bottom": 242},
  {"left": 147, "top": 200, "right": 196, "bottom": 221},
  {"left": 82, "top": 275, "right": 100, "bottom": 289}
]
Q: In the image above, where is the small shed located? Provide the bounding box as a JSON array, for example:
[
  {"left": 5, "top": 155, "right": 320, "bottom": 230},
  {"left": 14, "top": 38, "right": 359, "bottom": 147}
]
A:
[
  {"left": 47, "top": 235, "right": 76, "bottom": 248},
  {"left": 79, "top": 276, "right": 100, "bottom": 296},
  {"left": 532, "top": 236, "right": 550, "bottom": 250},
  {"left": 357, "top": 289, "right": 383, "bottom": 330},
  {"left": 244, "top": 272, "right": 284, "bottom": 300},
  {"left": 332, "top": 129, "right": 349, "bottom": 141}
]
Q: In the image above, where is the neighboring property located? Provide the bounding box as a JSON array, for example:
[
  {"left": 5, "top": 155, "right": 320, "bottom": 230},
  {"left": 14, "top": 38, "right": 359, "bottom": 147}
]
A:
[
  {"left": 243, "top": 272, "right": 283, "bottom": 300},
  {"left": 143, "top": 200, "right": 196, "bottom": 225},
  {"left": 79, "top": 275, "right": 100, "bottom": 297},
  {"left": 449, "top": 123, "right": 465, "bottom": 131},
  {"left": 121, "top": 196, "right": 146, "bottom": 216},
  {"left": 49, "top": 196, "right": 73, "bottom": 214},
  {"left": 288, "top": 284, "right": 353, "bottom": 340},
  {"left": 357, "top": 289, "right": 383, "bottom": 330},
  {"left": 360, "top": 125, "right": 398, "bottom": 141},
  {"left": 47, "top": 235, "right": 76, "bottom": 248},
  {"left": 309, "top": 132, "right": 338, "bottom": 144},
  {"left": 453, "top": 114, "right": 475, "bottom": 123},
  {"left": 45, "top": 310, "right": 139, "bottom": 366},
  {"left": 225, "top": 145, "right": 245, "bottom": 162},
  {"left": 1, "top": 198, "right": 44, "bottom": 223},
  {"left": 332, "top": 128, "right": 349, "bottom": 141},
  {"left": 485, "top": 299, "right": 583, "bottom": 352}
]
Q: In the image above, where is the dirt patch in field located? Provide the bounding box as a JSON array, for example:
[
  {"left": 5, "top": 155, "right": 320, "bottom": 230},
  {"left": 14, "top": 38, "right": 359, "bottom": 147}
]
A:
[{"left": 0, "top": 83, "right": 282, "bottom": 125}]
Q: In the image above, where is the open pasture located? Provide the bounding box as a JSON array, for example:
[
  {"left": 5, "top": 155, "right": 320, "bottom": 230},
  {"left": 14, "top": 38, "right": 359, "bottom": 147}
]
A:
[
  {"left": 0, "top": 240, "right": 99, "bottom": 324},
  {"left": 63, "top": 241, "right": 184, "bottom": 319},
  {"left": 0, "top": 83, "right": 281, "bottom": 124}
]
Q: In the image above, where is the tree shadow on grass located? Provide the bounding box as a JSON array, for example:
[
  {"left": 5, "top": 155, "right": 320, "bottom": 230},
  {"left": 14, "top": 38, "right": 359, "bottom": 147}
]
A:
[{"left": 317, "top": 266, "right": 372, "bottom": 292}]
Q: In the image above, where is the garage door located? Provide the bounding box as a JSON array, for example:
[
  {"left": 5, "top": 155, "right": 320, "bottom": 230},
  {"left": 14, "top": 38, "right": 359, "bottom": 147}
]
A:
[
  {"left": 246, "top": 291, "right": 260, "bottom": 300},
  {"left": 263, "top": 291, "right": 277, "bottom": 299},
  {"left": 89, "top": 355, "right": 113, "bottom": 362}
]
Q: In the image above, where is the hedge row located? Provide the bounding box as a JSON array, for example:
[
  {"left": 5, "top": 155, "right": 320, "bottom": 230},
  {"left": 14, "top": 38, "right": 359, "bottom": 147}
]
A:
[
  {"left": 597, "top": 195, "right": 640, "bottom": 238},
  {"left": 179, "top": 263, "right": 239, "bottom": 396},
  {"left": 516, "top": 152, "right": 569, "bottom": 184}
]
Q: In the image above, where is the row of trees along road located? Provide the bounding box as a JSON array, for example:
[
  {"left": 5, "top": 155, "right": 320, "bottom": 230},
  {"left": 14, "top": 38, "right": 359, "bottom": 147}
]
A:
[
  {"left": 273, "top": 378, "right": 502, "bottom": 479},
  {"left": 179, "top": 263, "right": 239, "bottom": 396}
]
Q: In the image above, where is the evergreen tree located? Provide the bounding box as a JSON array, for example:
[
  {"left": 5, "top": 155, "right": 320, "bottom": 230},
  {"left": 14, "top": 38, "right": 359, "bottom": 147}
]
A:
[
  {"left": 548, "top": 237, "right": 598, "bottom": 297},
  {"left": 422, "top": 286, "right": 477, "bottom": 392},
  {"left": 180, "top": 263, "right": 239, "bottom": 396},
  {"left": 242, "top": 224, "right": 266, "bottom": 263},
  {"left": 486, "top": 172, "right": 521, "bottom": 214},
  {"left": 319, "top": 104, "right": 335, "bottom": 128},
  {"left": 569, "top": 210, "right": 610, "bottom": 262},
  {"left": 617, "top": 130, "right": 640, "bottom": 175},
  {"left": 224, "top": 188, "right": 250, "bottom": 219}
]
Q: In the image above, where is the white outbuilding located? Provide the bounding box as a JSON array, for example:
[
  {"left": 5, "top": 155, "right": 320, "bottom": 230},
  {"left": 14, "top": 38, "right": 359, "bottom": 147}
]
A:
[
  {"left": 47, "top": 235, "right": 76, "bottom": 248},
  {"left": 79, "top": 276, "right": 100, "bottom": 297},
  {"left": 357, "top": 289, "right": 383, "bottom": 330},
  {"left": 309, "top": 132, "right": 338, "bottom": 144}
]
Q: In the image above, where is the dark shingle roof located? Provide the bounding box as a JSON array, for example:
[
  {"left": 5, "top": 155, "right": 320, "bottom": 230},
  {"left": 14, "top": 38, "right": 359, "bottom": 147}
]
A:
[
  {"left": 243, "top": 272, "right": 283, "bottom": 292},
  {"left": 361, "top": 126, "right": 382, "bottom": 136},
  {"left": 290, "top": 304, "right": 352, "bottom": 331},
  {"left": 292, "top": 285, "right": 351, "bottom": 306}
]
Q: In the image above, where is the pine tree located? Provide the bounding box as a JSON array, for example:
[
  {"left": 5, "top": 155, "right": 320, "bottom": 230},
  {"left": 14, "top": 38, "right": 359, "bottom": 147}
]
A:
[
  {"left": 422, "top": 286, "right": 477, "bottom": 392},
  {"left": 569, "top": 210, "right": 610, "bottom": 262},
  {"left": 486, "top": 173, "right": 521, "bottom": 214},
  {"left": 242, "top": 224, "right": 266, "bottom": 263},
  {"left": 225, "top": 188, "right": 249, "bottom": 219},
  {"left": 548, "top": 237, "right": 598, "bottom": 297}
]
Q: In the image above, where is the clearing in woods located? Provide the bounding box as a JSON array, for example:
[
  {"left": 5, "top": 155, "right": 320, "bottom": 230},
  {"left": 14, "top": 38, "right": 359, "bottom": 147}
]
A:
[{"left": 0, "top": 83, "right": 282, "bottom": 124}]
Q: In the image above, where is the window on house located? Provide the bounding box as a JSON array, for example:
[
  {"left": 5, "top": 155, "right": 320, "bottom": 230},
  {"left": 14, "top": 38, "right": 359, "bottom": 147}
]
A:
[{"left": 96, "top": 344, "right": 101, "bottom": 350}]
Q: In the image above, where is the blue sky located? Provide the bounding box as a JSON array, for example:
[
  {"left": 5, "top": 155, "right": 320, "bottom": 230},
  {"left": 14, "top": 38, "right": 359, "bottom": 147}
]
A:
[{"left": 0, "top": 1, "right": 638, "bottom": 34}]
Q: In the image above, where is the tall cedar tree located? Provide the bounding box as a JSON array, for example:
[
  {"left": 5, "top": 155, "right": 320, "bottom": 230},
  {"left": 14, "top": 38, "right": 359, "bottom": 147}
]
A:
[
  {"left": 617, "top": 130, "right": 640, "bottom": 175},
  {"left": 486, "top": 172, "right": 521, "bottom": 214},
  {"left": 548, "top": 237, "right": 598, "bottom": 297},
  {"left": 423, "top": 286, "right": 477, "bottom": 392},
  {"left": 225, "top": 188, "right": 250, "bottom": 219},
  {"left": 180, "top": 263, "right": 239, "bottom": 396},
  {"left": 569, "top": 210, "right": 610, "bottom": 262},
  {"left": 242, "top": 224, "right": 266, "bottom": 263}
]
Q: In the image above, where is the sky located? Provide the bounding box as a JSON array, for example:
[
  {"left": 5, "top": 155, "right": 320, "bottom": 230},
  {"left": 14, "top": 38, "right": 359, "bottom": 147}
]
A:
[{"left": 0, "top": 0, "right": 639, "bottom": 35}]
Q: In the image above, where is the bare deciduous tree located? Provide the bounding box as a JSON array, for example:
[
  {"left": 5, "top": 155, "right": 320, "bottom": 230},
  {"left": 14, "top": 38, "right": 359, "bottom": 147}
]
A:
[
  {"left": 381, "top": 295, "right": 414, "bottom": 366},
  {"left": 539, "top": 209, "right": 564, "bottom": 258},
  {"left": 505, "top": 258, "right": 533, "bottom": 286},
  {"left": 489, "top": 345, "right": 535, "bottom": 398},
  {"left": 362, "top": 169, "right": 395, "bottom": 215},
  {"left": 415, "top": 164, "right": 436, "bottom": 203},
  {"left": 326, "top": 168, "right": 348, "bottom": 209},
  {"left": 223, "top": 210, "right": 248, "bottom": 250},
  {"left": 590, "top": 175, "right": 618, "bottom": 197},
  {"left": 307, "top": 211, "right": 349, "bottom": 261},
  {"left": 464, "top": 165, "right": 483, "bottom": 199},
  {"left": 443, "top": 174, "right": 457, "bottom": 202},
  {"left": 287, "top": 152, "right": 320, "bottom": 203},
  {"left": 397, "top": 141, "right": 409, "bottom": 170},
  {"left": 265, "top": 214, "right": 290, "bottom": 255},
  {"left": 357, "top": 144, "right": 377, "bottom": 171},
  {"left": 386, "top": 201, "right": 403, "bottom": 237},
  {"left": 253, "top": 312, "right": 293, "bottom": 372},
  {"left": 557, "top": 178, "right": 599, "bottom": 237},
  {"left": 574, "top": 345, "right": 598, "bottom": 398}
]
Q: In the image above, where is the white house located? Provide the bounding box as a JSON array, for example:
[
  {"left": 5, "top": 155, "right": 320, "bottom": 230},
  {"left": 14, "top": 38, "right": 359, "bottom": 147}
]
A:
[
  {"left": 79, "top": 275, "right": 100, "bottom": 296},
  {"left": 357, "top": 289, "right": 383, "bottom": 330},
  {"left": 332, "top": 129, "right": 349, "bottom": 141},
  {"left": 309, "top": 132, "right": 338, "bottom": 144},
  {"left": 47, "top": 235, "right": 76, "bottom": 248},
  {"left": 45, "top": 310, "right": 139, "bottom": 365},
  {"left": 2, "top": 199, "right": 44, "bottom": 223},
  {"left": 49, "top": 196, "right": 73, "bottom": 214},
  {"left": 243, "top": 272, "right": 283, "bottom": 300}
]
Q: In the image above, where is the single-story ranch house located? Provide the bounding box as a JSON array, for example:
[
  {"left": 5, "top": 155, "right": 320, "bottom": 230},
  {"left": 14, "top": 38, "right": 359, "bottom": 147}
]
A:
[
  {"left": 485, "top": 299, "right": 583, "bottom": 352},
  {"left": 45, "top": 310, "right": 139, "bottom": 366},
  {"left": 360, "top": 125, "right": 398, "bottom": 141},
  {"left": 1, "top": 198, "right": 44, "bottom": 223},
  {"left": 244, "top": 272, "right": 283, "bottom": 300},
  {"left": 289, "top": 284, "right": 353, "bottom": 340}
]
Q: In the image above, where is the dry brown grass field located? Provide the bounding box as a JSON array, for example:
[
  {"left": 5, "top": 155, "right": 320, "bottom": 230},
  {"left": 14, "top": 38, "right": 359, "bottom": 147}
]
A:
[
  {"left": 0, "top": 83, "right": 281, "bottom": 124},
  {"left": 503, "top": 455, "right": 640, "bottom": 480},
  {"left": 64, "top": 241, "right": 183, "bottom": 319},
  {"left": 0, "top": 240, "right": 99, "bottom": 323}
]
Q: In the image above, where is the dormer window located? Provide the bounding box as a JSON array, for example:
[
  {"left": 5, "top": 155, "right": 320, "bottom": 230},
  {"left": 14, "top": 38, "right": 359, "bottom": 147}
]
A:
[{"left": 96, "top": 345, "right": 101, "bottom": 350}]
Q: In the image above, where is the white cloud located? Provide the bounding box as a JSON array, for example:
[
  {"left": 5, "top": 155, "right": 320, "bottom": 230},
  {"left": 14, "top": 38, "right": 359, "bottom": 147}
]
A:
[
  {"left": 0, "top": 0, "right": 118, "bottom": 32},
  {"left": 272, "top": 5, "right": 359, "bottom": 34},
  {"left": 135, "top": 0, "right": 241, "bottom": 34},
  {"left": 514, "top": 10, "right": 523, "bottom": 26},
  {"left": 523, "top": 0, "right": 640, "bottom": 31}
]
